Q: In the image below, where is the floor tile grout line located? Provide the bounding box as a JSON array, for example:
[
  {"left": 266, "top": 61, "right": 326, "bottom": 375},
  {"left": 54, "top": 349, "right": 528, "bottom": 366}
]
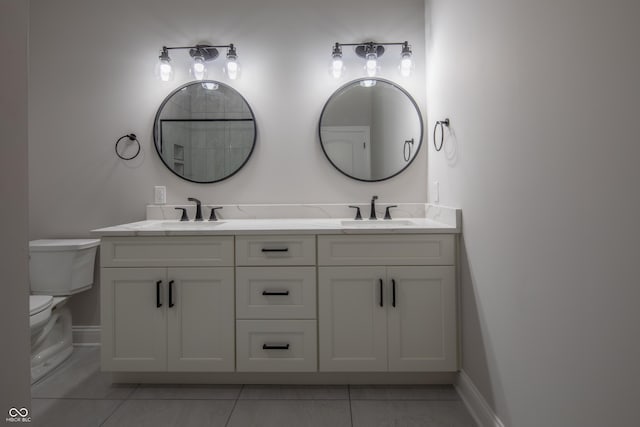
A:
[
  {"left": 98, "top": 397, "right": 130, "bottom": 427},
  {"left": 223, "top": 384, "right": 243, "bottom": 427},
  {"left": 348, "top": 384, "right": 354, "bottom": 427},
  {"left": 32, "top": 396, "right": 457, "bottom": 402},
  {"left": 124, "top": 383, "right": 140, "bottom": 401},
  {"left": 116, "top": 397, "right": 242, "bottom": 401},
  {"left": 232, "top": 397, "right": 350, "bottom": 401},
  {"left": 96, "top": 382, "right": 139, "bottom": 427},
  {"left": 349, "top": 398, "right": 461, "bottom": 402}
]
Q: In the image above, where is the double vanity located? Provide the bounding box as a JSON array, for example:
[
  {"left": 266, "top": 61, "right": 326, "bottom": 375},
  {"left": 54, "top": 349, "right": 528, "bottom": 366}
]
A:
[
  {"left": 97, "top": 41, "right": 454, "bottom": 383},
  {"left": 92, "top": 203, "right": 461, "bottom": 383}
]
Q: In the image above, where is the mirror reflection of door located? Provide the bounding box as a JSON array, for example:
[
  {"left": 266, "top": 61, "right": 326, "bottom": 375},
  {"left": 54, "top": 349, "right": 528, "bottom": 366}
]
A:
[
  {"left": 319, "top": 78, "right": 423, "bottom": 182},
  {"left": 321, "top": 126, "right": 371, "bottom": 179}
]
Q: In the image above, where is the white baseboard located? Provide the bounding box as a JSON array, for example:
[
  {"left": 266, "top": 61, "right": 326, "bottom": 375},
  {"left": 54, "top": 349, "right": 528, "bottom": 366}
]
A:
[
  {"left": 72, "top": 325, "right": 100, "bottom": 346},
  {"left": 455, "top": 370, "right": 505, "bottom": 427}
]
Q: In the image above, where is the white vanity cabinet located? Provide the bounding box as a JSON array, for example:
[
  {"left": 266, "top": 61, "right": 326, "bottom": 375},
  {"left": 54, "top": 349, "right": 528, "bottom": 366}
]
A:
[
  {"left": 317, "top": 235, "right": 457, "bottom": 372},
  {"left": 100, "top": 237, "right": 235, "bottom": 372},
  {"left": 97, "top": 228, "right": 459, "bottom": 378}
]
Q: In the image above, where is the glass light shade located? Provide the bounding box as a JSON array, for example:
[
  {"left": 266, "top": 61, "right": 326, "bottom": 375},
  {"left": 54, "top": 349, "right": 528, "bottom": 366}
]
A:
[
  {"left": 365, "top": 52, "right": 378, "bottom": 77},
  {"left": 400, "top": 54, "right": 413, "bottom": 77},
  {"left": 225, "top": 57, "right": 239, "bottom": 80},
  {"left": 331, "top": 57, "right": 344, "bottom": 79},
  {"left": 191, "top": 57, "right": 207, "bottom": 80},
  {"left": 155, "top": 59, "right": 174, "bottom": 81}
]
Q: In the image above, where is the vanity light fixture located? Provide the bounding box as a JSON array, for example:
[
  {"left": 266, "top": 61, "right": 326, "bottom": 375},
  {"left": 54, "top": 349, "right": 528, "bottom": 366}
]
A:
[
  {"left": 330, "top": 41, "right": 413, "bottom": 79},
  {"left": 399, "top": 42, "right": 413, "bottom": 77},
  {"left": 225, "top": 44, "right": 239, "bottom": 80},
  {"left": 155, "top": 43, "right": 240, "bottom": 82},
  {"left": 331, "top": 43, "right": 345, "bottom": 79}
]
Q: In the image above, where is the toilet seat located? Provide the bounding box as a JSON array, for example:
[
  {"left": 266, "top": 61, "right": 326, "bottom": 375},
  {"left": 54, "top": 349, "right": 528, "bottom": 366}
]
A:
[
  {"left": 29, "top": 295, "right": 53, "bottom": 330},
  {"left": 30, "top": 295, "right": 53, "bottom": 315}
]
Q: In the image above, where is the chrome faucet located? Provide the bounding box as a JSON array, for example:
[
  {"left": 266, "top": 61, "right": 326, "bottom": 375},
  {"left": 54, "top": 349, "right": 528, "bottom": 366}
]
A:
[
  {"left": 187, "top": 197, "right": 203, "bottom": 221},
  {"left": 369, "top": 195, "right": 378, "bottom": 220}
]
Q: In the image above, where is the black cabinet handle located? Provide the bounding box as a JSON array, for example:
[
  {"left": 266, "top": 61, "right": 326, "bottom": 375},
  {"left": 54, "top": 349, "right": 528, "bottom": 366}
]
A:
[
  {"left": 262, "top": 343, "right": 290, "bottom": 350},
  {"left": 168, "top": 280, "right": 175, "bottom": 307},
  {"left": 261, "top": 248, "right": 289, "bottom": 253},
  {"left": 156, "top": 280, "right": 162, "bottom": 308},
  {"left": 379, "top": 279, "right": 384, "bottom": 307},
  {"left": 392, "top": 279, "right": 396, "bottom": 307},
  {"left": 262, "top": 290, "right": 290, "bottom": 296}
]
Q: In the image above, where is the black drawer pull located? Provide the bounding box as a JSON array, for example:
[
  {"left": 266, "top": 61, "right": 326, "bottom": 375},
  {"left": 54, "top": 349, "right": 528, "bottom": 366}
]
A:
[
  {"left": 261, "top": 247, "right": 289, "bottom": 253},
  {"left": 168, "top": 280, "right": 175, "bottom": 308},
  {"left": 392, "top": 279, "right": 396, "bottom": 307},
  {"left": 156, "top": 280, "right": 162, "bottom": 308},
  {"left": 379, "top": 278, "right": 384, "bottom": 307},
  {"left": 262, "top": 290, "right": 290, "bottom": 296},
  {"left": 262, "top": 343, "right": 290, "bottom": 350}
]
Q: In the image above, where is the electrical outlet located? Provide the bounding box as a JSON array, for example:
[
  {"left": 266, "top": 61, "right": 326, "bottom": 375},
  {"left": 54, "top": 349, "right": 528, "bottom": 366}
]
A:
[
  {"left": 434, "top": 181, "right": 440, "bottom": 203},
  {"left": 154, "top": 186, "right": 166, "bottom": 204}
]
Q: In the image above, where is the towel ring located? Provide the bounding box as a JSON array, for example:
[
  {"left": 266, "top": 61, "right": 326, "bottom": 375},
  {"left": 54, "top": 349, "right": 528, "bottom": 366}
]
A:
[
  {"left": 433, "top": 118, "right": 450, "bottom": 152},
  {"left": 403, "top": 138, "right": 414, "bottom": 162},
  {"left": 115, "top": 133, "right": 141, "bottom": 160}
]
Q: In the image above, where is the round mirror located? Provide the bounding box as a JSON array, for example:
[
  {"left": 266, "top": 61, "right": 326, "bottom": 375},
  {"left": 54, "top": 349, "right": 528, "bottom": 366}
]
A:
[
  {"left": 319, "top": 78, "right": 423, "bottom": 182},
  {"left": 153, "top": 81, "right": 256, "bottom": 183}
]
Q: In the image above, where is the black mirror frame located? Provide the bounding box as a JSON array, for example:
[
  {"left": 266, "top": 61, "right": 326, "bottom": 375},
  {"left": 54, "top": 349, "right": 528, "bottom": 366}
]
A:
[
  {"left": 153, "top": 80, "right": 257, "bottom": 184},
  {"left": 318, "top": 77, "right": 423, "bottom": 182}
]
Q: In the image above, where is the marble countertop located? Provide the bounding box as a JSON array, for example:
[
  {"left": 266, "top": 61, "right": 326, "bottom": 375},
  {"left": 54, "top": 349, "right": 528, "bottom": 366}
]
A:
[
  {"left": 91, "top": 204, "right": 461, "bottom": 236},
  {"left": 91, "top": 217, "right": 458, "bottom": 236}
]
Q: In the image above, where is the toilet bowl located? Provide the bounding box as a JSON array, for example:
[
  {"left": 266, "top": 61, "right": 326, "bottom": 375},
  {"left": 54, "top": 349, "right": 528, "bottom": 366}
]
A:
[{"left": 29, "top": 239, "right": 100, "bottom": 384}]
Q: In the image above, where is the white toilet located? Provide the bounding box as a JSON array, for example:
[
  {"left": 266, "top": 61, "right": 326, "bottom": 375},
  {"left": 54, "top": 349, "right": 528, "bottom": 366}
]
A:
[{"left": 29, "top": 239, "right": 100, "bottom": 384}]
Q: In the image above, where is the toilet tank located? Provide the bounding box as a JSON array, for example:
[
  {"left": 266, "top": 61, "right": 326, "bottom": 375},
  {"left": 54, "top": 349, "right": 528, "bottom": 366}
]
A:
[{"left": 29, "top": 239, "right": 100, "bottom": 296}]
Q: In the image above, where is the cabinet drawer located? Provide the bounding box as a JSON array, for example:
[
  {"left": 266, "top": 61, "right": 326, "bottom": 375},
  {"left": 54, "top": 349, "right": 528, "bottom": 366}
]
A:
[
  {"left": 101, "top": 236, "right": 234, "bottom": 267},
  {"left": 318, "top": 235, "right": 455, "bottom": 266},
  {"left": 236, "top": 267, "right": 316, "bottom": 319},
  {"left": 236, "top": 235, "right": 316, "bottom": 266},
  {"left": 236, "top": 320, "right": 317, "bottom": 372}
]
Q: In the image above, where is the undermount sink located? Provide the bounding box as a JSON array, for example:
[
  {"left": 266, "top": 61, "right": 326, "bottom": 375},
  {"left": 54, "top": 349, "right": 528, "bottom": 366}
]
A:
[{"left": 340, "top": 219, "right": 416, "bottom": 227}]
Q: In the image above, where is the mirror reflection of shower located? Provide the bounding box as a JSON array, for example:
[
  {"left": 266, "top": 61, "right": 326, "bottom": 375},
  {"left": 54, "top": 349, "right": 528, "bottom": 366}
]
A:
[{"left": 153, "top": 80, "right": 256, "bottom": 183}]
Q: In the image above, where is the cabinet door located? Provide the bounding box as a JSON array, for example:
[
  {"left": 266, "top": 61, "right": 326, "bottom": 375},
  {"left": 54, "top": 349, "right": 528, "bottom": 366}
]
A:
[
  {"left": 101, "top": 268, "right": 167, "bottom": 371},
  {"left": 318, "top": 266, "right": 387, "bottom": 371},
  {"left": 167, "top": 267, "right": 235, "bottom": 371},
  {"left": 387, "top": 266, "right": 457, "bottom": 371}
]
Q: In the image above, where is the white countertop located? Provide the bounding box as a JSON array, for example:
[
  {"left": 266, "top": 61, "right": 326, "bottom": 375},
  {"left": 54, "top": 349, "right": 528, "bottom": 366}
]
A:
[
  {"left": 91, "top": 203, "right": 461, "bottom": 236},
  {"left": 91, "top": 217, "right": 459, "bottom": 236}
]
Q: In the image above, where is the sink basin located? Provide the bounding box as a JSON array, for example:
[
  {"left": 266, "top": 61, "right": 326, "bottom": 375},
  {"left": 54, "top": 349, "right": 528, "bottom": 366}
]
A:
[
  {"left": 340, "top": 219, "right": 416, "bottom": 228},
  {"left": 137, "top": 220, "right": 226, "bottom": 230}
]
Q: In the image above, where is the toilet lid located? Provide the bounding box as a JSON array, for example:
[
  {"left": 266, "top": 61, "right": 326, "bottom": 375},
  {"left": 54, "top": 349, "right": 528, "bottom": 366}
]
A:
[
  {"left": 30, "top": 295, "right": 53, "bottom": 316},
  {"left": 29, "top": 239, "right": 100, "bottom": 251}
]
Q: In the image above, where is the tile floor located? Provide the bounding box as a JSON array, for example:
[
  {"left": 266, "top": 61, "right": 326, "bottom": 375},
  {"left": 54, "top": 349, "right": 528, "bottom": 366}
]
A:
[{"left": 31, "top": 347, "right": 477, "bottom": 427}]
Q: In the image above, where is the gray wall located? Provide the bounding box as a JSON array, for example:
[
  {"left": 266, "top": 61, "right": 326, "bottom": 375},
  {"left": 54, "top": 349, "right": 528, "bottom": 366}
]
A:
[
  {"left": 28, "top": 0, "right": 426, "bottom": 325},
  {"left": 426, "top": 0, "right": 640, "bottom": 425},
  {"left": 0, "top": 0, "right": 31, "bottom": 414}
]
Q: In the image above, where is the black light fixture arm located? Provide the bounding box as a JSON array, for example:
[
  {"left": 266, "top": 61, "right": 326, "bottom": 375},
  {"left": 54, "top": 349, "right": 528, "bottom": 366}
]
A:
[
  {"left": 162, "top": 44, "right": 234, "bottom": 52},
  {"left": 334, "top": 41, "right": 408, "bottom": 48},
  {"left": 334, "top": 41, "right": 410, "bottom": 58},
  {"left": 158, "top": 43, "right": 238, "bottom": 63}
]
